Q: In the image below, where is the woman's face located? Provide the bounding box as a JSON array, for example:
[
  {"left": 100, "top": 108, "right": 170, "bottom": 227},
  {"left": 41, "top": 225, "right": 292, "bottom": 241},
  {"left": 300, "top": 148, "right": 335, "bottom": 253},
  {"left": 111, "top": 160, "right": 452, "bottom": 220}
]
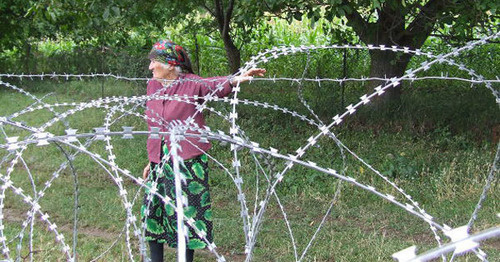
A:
[{"left": 149, "top": 60, "right": 170, "bottom": 79}]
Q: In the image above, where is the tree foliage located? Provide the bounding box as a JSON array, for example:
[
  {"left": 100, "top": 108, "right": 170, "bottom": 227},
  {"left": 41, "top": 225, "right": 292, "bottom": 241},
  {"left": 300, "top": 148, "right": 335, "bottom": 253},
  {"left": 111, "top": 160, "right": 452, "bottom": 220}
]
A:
[
  {"left": 1, "top": 0, "right": 496, "bottom": 81},
  {"left": 161, "top": 0, "right": 270, "bottom": 73},
  {"left": 262, "top": 0, "right": 497, "bottom": 103}
]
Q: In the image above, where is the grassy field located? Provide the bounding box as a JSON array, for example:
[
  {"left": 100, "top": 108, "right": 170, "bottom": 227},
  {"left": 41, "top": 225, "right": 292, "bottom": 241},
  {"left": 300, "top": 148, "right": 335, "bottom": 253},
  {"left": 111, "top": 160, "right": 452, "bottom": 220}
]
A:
[{"left": 0, "top": 78, "right": 498, "bottom": 261}]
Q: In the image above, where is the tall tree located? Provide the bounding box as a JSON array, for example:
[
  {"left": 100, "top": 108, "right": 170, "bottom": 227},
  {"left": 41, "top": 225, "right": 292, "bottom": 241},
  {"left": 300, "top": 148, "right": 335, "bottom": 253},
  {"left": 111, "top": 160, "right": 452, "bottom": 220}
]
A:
[
  {"left": 266, "top": 0, "right": 497, "bottom": 103},
  {"left": 1, "top": 0, "right": 266, "bottom": 74},
  {"left": 205, "top": 0, "right": 241, "bottom": 73},
  {"left": 168, "top": 0, "right": 267, "bottom": 73}
]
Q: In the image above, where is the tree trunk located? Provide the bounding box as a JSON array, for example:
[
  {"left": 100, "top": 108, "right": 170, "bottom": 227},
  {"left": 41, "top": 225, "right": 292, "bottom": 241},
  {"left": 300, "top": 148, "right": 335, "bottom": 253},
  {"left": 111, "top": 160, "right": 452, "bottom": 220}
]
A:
[
  {"left": 340, "top": 0, "right": 440, "bottom": 108},
  {"left": 368, "top": 49, "right": 412, "bottom": 109},
  {"left": 212, "top": 0, "right": 240, "bottom": 74},
  {"left": 24, "top": 42, "right": 31, "bottom": 73},
  {"left": 222, "top": 34, "right": 241, "bottom": 74}
]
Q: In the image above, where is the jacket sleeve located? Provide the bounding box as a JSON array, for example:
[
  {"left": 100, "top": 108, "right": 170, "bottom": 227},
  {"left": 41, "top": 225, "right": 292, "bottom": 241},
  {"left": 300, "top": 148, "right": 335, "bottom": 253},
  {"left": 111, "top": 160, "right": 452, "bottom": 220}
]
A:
[
  {"left": 193, "top": 75, "right": 234, "bottom": 98},
  {"left": 145, "top": 80, "right": 163, "bottom": 129}
]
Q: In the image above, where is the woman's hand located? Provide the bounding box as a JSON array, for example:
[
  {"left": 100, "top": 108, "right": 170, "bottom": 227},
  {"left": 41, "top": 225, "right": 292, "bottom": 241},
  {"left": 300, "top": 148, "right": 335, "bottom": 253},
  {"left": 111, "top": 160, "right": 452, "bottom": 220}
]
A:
[
  {"left": 143, "top": 163, "right": 150, "bottom": 180},
  {"left": 231, "top": 68, "right": 266, "bottom": 85}
]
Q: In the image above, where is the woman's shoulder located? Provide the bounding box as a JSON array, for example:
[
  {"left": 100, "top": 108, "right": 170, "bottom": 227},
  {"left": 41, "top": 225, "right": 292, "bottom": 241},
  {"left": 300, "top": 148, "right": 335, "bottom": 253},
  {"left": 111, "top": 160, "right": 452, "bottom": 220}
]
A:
[
  {"left": 181, "top": 73, "right": 229, "bottom": 85},
  {"left": 146, "top": 79, "right": 163, "bottom": 95},
  {"left": 181, "top": 73, "right": 202, "bottom": 80},
  {"left": 178, "top": 73, "right": 205, "bottom": 88},
  {"left": 147, "top": 79, "right": 163, "bottom": 87}
]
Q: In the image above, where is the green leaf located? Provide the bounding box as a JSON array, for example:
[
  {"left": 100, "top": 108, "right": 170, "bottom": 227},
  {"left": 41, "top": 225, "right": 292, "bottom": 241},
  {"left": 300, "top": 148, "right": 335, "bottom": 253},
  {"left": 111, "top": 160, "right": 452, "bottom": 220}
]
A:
[
  {"left": 164, "top": 164, "right": 174, "bottom": 179},
  {"left": 152, "top": 194, "right": 159, "bottom": 206},
  {"left": 201, "top": 191, "right": 211, "bottom": 207},
  {"left": 204, "top": 209, "right": 213, "bottom": 221},
  {"left": 184, "top": 206, "right": 197, "bottom": 218},
  {"left": 182, "top": 169, "right": 193, "bottom": 180},
  {"left": 187, "top": 239, "right": 206, "bottom": 249},
  {"left": 194, "top": 220, "right": 207, "bottom": 232},
  {"left": 146, "top": 219, "right": 164, "bottom": 234},
  {"left": 165, "top": 203, "right": 175, "bottom": 216},
  {"left": 155, "top": 206, "right": 162, "bottom": 216},
  {"left": 188, "top": 181, "right": 204, "bottom": 195},
  {"left": 191, "top": 162, "right": 205, "bottom": 179}
]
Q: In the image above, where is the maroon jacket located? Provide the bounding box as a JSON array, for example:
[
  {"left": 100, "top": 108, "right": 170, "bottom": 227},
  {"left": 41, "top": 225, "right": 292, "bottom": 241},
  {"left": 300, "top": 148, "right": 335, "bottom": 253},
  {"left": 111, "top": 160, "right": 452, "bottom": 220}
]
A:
[{"left": 145, "top": 73, "right": 233, "bottom": 163}]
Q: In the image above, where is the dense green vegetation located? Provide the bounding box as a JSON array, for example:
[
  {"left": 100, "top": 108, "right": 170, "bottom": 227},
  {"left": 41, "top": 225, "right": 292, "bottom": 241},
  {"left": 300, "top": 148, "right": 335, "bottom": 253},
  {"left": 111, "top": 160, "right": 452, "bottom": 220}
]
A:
[{"left": 1, "top": 1, "right": 498, "bottom": 77}]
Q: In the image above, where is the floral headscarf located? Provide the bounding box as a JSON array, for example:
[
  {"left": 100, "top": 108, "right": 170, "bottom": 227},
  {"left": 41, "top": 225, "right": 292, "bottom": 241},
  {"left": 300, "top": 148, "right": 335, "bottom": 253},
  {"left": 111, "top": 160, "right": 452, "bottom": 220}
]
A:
[{"left": 148, "top": 40, "right": 193, "bottom": 73}]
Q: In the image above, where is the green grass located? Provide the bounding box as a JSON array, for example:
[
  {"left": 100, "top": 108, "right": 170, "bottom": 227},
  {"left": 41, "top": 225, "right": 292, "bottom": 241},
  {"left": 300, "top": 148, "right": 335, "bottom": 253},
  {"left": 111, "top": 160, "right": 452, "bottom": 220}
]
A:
[{"left": 0, "top": 79, "right": 498, "bottom": 261}]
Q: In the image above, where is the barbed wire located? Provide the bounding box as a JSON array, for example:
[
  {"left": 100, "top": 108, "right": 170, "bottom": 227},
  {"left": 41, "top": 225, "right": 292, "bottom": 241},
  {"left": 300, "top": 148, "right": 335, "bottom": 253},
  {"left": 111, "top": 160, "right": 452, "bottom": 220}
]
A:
[
  {"left": 0, "top": 32, "right": 498, "bottom": 262},
  {"left": 2, "top": 73, "right": 499, "bottom": 85}
]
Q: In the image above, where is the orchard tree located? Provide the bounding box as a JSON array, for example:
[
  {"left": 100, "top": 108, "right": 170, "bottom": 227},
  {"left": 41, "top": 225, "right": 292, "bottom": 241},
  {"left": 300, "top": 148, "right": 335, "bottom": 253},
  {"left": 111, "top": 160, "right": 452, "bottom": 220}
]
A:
[
  {"left": 266, "top": 0, "right": 497, "bottom": 104},
  {"left": 195, "top": 0, "right": 243, "bottom": 73},
  {"left": 0, "top": 0, "right": 262, "bottom": 73},
  {"left": 168, "top": 0, "right": 267, "bottom": 73}
]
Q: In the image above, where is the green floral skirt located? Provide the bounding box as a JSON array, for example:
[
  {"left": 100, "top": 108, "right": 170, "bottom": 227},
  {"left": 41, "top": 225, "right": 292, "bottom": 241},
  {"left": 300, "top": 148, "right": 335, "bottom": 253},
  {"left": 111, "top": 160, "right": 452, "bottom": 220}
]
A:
[{"left": 141, "top": 144, "right": 213, "bottom": 249}]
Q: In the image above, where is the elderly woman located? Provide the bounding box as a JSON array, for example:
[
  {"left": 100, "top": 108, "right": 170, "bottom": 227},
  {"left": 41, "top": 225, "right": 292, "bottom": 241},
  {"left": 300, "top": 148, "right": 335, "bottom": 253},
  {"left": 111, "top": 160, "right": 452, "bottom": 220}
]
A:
[{"left": 141, "top": 40, "right": 265, "bottom": 262}]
